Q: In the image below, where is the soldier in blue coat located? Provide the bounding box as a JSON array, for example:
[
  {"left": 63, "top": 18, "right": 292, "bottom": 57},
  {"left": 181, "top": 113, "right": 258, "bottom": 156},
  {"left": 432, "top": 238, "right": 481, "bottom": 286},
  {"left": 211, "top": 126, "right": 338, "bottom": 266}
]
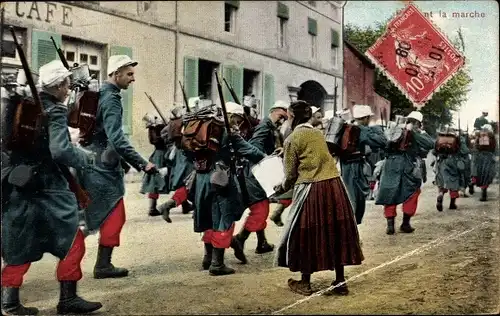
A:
[
  {"left": 376, "top": 111, "right": 435, "bottom": 235},
  {"left": 230, "top": 101, "right": 288, "bottom": 263},
  {"left": 185, "top": 105, "right": 266, "bottom": 276},
  {"left": 78, "top": 55, "right": 156, "bottom": 279},
  {"left": 1, "top": 60, "right": 102, "bottom": 315},
  {"left": 433, "top": 131, "right": 470, "bottom": 211},
  {"left": 470, "top": 124, "right": 497, "bottom": 201},
  {"left": 340, "top": 105, "right": 387, "bottom": 225},
  {"left": 140, "top": 114, "right": 169, "bottom": 216}
]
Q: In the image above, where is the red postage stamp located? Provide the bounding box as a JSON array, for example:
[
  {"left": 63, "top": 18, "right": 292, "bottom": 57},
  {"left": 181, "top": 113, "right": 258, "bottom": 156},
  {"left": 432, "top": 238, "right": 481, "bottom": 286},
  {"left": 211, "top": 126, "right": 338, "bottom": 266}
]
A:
[{"left": 365, "top": 3, "right": 465, "bottom": 107}]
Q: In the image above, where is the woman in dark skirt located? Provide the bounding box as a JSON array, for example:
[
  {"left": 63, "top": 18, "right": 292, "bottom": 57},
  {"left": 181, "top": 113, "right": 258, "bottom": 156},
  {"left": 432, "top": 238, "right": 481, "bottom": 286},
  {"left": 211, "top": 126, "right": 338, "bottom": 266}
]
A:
[{"left": 274, "top": 101, "right": 364, "bottom": 296}]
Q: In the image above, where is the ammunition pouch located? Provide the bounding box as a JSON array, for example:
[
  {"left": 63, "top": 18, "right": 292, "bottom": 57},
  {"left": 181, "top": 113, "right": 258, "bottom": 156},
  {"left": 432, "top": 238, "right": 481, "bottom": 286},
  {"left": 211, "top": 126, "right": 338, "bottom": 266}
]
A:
[{"left": 7, "top": 164, "right": 41, "bottom": 191}]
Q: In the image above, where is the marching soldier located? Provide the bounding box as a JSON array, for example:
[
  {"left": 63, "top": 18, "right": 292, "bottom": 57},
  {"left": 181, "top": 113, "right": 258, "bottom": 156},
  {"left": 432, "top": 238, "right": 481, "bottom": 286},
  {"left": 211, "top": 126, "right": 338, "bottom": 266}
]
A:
[
  {"left": 433, "top": 127, "right": 470, "bottom": 211},
  {"left": 185, "top": 104, "right": 265, "bottom": 276},
  {"left": 140, "top": 114, "right": 169, "bottom": 216},
  {"left": 78, "top": 55, "right": 157, "bottom": 279},
  {"left": 473, "top": 109, "right": 489, "bottom": 130},
  {"left": 376, "top": 111, "right": 434, "bottom": 235},
  {"left": 230, "top": 101, "right": 288, "bottom": 261},
  {"left": 1, "top": 60, "right": 102, "bottom": 315},
  {"left": 340, "top": 105, "right": 387, "bottom": 225},
  {"left": 470, "top": 123, "right": 497, "bottom": 201}
]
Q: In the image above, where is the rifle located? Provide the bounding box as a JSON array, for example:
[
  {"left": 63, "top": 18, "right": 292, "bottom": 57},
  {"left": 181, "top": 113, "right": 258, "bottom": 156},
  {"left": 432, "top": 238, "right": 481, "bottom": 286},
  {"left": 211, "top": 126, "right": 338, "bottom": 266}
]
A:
[
  {"left": 144, "top": 92, "right": 168, "bottom": 125},
  {"left": 215, "top": 70, "right": 249, "bottom": 205},
  {"left": 222, "top": 78, "right": 240, "bottom": 105},
  {"left": 11, "top": 27, "right": 90, "bottom": 209},
  {"left": 51, "top": 36, "right": 70, "bottom": 69},
  {"left": 178, "top": 81, "right": 190, "bottom": 113}
]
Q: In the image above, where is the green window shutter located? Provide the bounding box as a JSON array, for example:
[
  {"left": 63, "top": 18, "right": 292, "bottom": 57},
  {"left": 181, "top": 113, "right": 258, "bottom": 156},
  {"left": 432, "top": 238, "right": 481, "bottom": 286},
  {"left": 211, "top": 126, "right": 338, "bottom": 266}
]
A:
[
  {"left": 183, "top": 56, "right": 199, "bottom": 98},
  {"left": 263, "top": 73, "right": 275, "bottom": 115},
  {"left": 222, "top": 64, "right": 234, "bottom": 103},
  {"left": 31, "top": 30, "right": 61, "bottom": 71},
  {"left": 308, "top": 17, "right": 317, "bottom": 36},
  {"left": 110, "top": 46, "right": 134, "bottom": 135},
  {"left": 277, "top": 2, "right": 289, "bottom": 20},
  {"left": 225, "top": 0, "right": 239, "bottom": 9},
  {"left": 331, "top": 29, "right": 340, "bottom": 48}
]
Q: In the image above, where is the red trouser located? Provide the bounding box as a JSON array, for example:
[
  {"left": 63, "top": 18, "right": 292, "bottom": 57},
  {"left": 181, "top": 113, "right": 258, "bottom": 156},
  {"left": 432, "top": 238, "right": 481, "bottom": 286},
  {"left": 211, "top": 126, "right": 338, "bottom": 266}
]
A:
[
  {"left": 147, "top": 193, "right": 159, "bottom": 199},
  {"left": 279, "top": 199, "right": 292, "bottom": 208},
  {"left": 99, "top": 198, "right": 126, "bottom": 247},
  {"left": 384, "top": 189, "right": 421, "bottom": 218},
  {"left": 172, "top": 186, "right": 188, "bottom": 206},
  {"left": 471, "top": 177, "right": 489, "bottom": 189},
  {"left": 1, "top": 230, "right": 85, "bottom": 287},
  {"left": 244, "top": 200, "right": 270, "bottom": 232},
  {"left": 201, "top": 224, "right": 235, "bottom": 248},
  {"left": 439, "top": 188, "right": 459, "bottom": 199},
  {"left": 369, "top": 181, "right": 376, "bottom": 190}
]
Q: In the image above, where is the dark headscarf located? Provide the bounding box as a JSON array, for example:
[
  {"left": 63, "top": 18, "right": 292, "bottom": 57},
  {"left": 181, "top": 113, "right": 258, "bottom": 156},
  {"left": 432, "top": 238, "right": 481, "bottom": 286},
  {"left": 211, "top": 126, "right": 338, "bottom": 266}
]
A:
[{"left": 290, "top": 100, "right": 312, "bottom": 130}]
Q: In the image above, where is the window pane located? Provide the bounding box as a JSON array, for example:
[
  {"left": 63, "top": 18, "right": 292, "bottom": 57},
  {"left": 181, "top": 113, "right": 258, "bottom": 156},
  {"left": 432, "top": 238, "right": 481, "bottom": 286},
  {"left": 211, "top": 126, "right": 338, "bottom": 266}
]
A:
[
  {"left": 224, "top": 4, "right": 231, "bottom": 32},
  {"left": 80, "top": 53, "right": 88, "bottom": 63},
  {"left": 66, "top": 51, "right": 75, "bottom": 62},
  {"left": 90, "top": 55, "right": 98, "bottom": 65},
  {"left": 1, "top": 40, "right": 16, "bottom": 58},
  {"left": 308, "top": 1, "right": 316, "bottom": 7}
]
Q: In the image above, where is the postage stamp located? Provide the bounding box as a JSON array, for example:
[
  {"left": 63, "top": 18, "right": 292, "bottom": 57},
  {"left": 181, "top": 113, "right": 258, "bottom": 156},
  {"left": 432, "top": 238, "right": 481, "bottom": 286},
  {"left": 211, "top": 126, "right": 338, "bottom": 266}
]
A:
[{"left": 365, "top": 3, "right": 465, "bottom": 108}]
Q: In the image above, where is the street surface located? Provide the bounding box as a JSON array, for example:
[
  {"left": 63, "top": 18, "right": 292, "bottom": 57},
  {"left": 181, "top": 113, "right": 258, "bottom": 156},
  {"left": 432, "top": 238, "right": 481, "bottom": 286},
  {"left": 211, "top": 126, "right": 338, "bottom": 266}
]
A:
[{"left": 16, "top": 173, "right": 500, "bottom": 315}]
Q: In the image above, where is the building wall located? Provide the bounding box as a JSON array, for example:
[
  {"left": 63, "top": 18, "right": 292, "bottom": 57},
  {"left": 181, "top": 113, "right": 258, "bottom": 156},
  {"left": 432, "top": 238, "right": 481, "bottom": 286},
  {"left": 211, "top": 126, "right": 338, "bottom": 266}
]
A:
[
  {"left": 343, "top": 43, "right": 374, "bottom": 108},
  {"left": 2, "top": 0, "right": 344, "bottom": 157}
]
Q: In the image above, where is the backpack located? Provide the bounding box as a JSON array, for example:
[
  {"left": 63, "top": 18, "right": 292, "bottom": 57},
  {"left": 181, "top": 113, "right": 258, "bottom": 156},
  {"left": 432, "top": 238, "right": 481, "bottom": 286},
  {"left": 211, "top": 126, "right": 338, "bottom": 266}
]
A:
[
  {"left": 385, "top": 126, "right": 412, "bottom": 152},
  {"left": 324, "top": 118, "right": 360, "bottom": 156},
  {"left": 435, "top": 133, "right": 459, "bottom": 155},
  {"left": 339, "top": 124, "right": 361, "bottom": 156},
  {"left": 67, "top": 90, "right": 100, "bottom": 146},
  {"left": 476, "top": 131, "right": 495, "bottom": 151}
]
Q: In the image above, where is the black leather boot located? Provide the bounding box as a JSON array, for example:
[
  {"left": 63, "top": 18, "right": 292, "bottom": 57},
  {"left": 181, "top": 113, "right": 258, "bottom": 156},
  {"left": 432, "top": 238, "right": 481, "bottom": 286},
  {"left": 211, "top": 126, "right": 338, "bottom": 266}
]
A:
[
  {"left": 386, "top": 217, "right": 395, "bottom": 235},
  {"left": 209, "top": 248, "right": 235, "bottom": 276},
  {"left": 1, "top": 287, "right": 39, "bottom": 315},
  {"left": 436, "top": 194, "right": 444, "bottom": 212},
  {"left": 181, "top": 201, "right": 193, "bottom": 214},
  {"left": 93, "top": 245, "right": 129, "bottom": 279},
  {"left": 159, "top": 199, "right": 176, "bottom": 223},
  {"left": 270, "top": 204, "right": 286, "bottom": 227},
  {"left": 400, "top": 214, "right": 415, "bottom": 233},
  {"left": 468, "top": 183, "right": 475, "bottom": 195},
  {"left": 56, "top": 281, "right": 102, "bottom": 314},
  {"left": 255, "top": 230, "right": 274, "bottom": 254},
  {"left": 148, "top": 198, "right": 161, "bottom": 217},
  {"left": 480, "top": 188, "right": 487, "bottom": 201},
  {"left": 231, "top": 228, "right": 251, "bottom": 263},
  {"left": 202, "top": 243, "right": 213, "bottom": 270},
  {"left": 449, "top": 198, "right": 457, "bottom": 209}
]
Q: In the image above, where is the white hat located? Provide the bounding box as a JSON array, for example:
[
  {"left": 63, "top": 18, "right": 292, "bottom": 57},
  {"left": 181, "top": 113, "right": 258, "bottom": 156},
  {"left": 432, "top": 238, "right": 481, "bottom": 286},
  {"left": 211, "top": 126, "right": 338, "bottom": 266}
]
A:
[
  {"left": 352, "top": 105, "right": 374, "bottom": 119},
  {"left": 406, "top": 111, "right": 423, "bottom": 122},
  {"left": 107, "top": 55, "right": 138, "bottom": 76},
  {"left": 482, "top": 124, "right": 493, "bottom": 131},
  {"left": 311, "top": 106, "right": 320, "bottom": 114},
  {"left": 270, "top": 100, "right": 289, "bottom": 111},
  {"left": 482, "top": 109, "right": 489, "bottom": 113},
  {"left": 38, "top": 60, "right": 72, "bottom": 87},
  {"left": 226, "top": 101, "right": 244, "bottom": 115}
]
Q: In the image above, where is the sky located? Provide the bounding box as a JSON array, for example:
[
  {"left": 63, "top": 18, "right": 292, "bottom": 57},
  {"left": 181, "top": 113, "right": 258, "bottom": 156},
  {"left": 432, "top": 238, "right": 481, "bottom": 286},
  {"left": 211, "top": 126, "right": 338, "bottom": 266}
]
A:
[{"left": 344, "top": 0, "right": 499, "bottom": 129}]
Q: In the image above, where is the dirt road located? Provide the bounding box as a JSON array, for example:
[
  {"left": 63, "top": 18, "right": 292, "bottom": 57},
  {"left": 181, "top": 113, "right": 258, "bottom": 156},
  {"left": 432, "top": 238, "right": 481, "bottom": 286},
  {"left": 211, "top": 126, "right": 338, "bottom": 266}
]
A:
[{"left": 19, "top": 181, "right": 499, "bottom": 315}]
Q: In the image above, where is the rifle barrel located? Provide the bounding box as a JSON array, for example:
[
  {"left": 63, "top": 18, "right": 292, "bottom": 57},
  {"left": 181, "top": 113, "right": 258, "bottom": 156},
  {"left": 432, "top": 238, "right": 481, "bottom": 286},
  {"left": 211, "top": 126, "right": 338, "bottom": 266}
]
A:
[{"left": 144, "top": 92, "right": 169, "bottom": 125}]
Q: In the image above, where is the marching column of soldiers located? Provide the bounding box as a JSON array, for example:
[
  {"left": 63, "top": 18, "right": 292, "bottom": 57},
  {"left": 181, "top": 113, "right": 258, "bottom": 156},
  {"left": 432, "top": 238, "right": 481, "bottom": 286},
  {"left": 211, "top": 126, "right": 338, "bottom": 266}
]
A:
[{"left": 1, "top": 44, "right": 498, "bottom": 314}]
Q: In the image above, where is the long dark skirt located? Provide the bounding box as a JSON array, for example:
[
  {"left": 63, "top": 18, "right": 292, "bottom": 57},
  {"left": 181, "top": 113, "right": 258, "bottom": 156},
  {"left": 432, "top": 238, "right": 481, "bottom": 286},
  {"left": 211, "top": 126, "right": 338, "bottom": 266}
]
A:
[{"left": 288, "top": 178, "right": 364, "bottom": 274}]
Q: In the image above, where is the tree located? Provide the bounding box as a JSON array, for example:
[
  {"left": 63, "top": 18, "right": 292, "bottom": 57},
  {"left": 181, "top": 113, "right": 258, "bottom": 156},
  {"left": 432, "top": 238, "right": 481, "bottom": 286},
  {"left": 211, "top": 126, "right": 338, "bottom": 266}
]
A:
[{"left": 345, "top": 23, "right": 473, "bottom": 135}]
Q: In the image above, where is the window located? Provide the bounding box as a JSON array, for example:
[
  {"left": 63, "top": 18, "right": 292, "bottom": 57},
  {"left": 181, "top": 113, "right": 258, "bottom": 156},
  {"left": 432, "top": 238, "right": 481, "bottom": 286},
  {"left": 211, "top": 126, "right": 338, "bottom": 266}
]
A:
[
  {"left": 243, "top": 69, "right": 260, "bottom": 116},
  {"left": 278, "top": 18, "right": 287, "bottom": 48},
  {"left": 61, "top": 38, "right": 104, "bottom": 82},
  {"left": 310, "top": 34, "right": 317, "bottom": 59},
  {"left": 198, "top": 59, "right": 220, "bottom": 101},
  {"left": 224, "top": 3, "right": 237, "bottom": 33},
  {"left": 307, "top": 1, "right": 316, "bottom": 7},
  {"left": 331, "top": 46, "right": 338, "bottom": 69}
]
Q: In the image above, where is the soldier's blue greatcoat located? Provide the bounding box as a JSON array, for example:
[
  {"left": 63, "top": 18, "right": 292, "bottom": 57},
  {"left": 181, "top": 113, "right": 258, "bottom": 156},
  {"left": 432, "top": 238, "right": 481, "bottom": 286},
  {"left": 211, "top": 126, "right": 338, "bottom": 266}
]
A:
[
  {"left": 340, "top": 125, "right": 387, "bottom": 223},
  {"left": 188, "top": 132, "right": 265, "bottom": 233},
  {"left": 2, "top": 92, "right": 91, "bottom": 265},
  {"left": 249, "top": 117, "right": 277, "bottom": 155},
  {"left": 434, "top": 137, "right": 470, "bottom": 191},
  {"left": 376, "top": 130, "right": 435, "bottom": 206},
  {"left": 472, "top": 149, "right": 497, "bottom": 187},
  {"left": 140, "top": 146, "right": 170, "bottom": 194},
  {"left": 78, "top": 82, "right": 148, "bottom": 231},
  {"left": 169, "top": 145, "right": 195, "bottom": 191}
]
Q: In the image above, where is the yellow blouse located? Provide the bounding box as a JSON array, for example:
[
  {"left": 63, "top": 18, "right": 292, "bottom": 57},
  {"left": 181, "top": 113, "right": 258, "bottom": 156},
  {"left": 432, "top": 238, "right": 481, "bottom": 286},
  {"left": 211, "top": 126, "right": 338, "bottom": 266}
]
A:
[{"left": 282, "top": 123, "right": 340, "bottom": 191}]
